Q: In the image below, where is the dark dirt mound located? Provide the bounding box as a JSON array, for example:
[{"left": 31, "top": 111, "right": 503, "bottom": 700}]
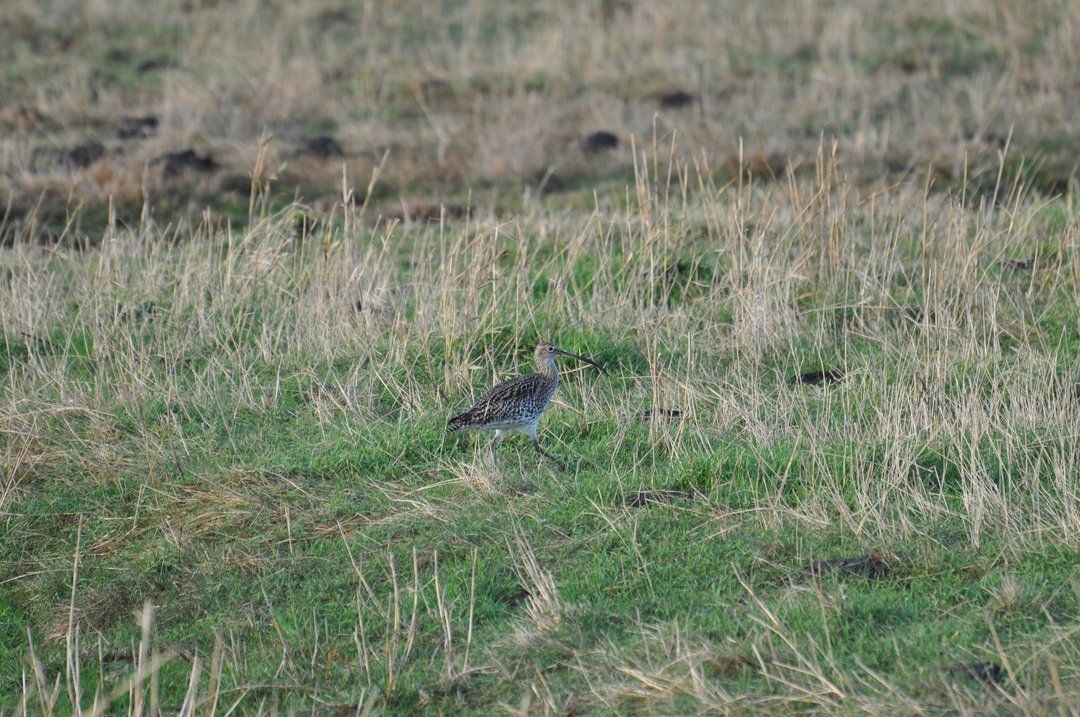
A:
[
  {"left": 153, "top": 149, "right": 218, "bottom": 177},
  {"left": 137, "top": 58, "right": 178, "bottom": 74},
  {"left": 801, "top": 550, "right": 890, "bottom": 581},
  {"left": 300, "top": 135, "right": 345, "bottom": 159},
  {"left": 658, "top": 90, "right": 697, "bottom": 109},
  {"left": 1002, "top": 257, "right": 1034, "bottom": 271},
  {"left": 580, "top": 131, "right": 619, "bottom": 152},
  {"left": 502, "top": 587, "right": 532, "bottom": 606},
  {"left": 61, "top": 142, "right": 106, "bottom": 169},
  {"left": 792, "top": 367, "right": 845, "bottom": 386},
  {"left": 884, "top": 158, "right": 911, "bottom": 173},
  {"left": 117, "top": 116, "right": 159, "bottom": 140},
  {"left": 946, "top": 661, "right": 1010, "bottom": 686},
  {"left": 30, "top": 142, "right": 107, "bottom": 172}
]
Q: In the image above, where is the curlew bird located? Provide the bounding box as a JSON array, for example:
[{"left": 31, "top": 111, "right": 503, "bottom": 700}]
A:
[{"left": 447, "top": 343, "right": 604, "bottom": 470}]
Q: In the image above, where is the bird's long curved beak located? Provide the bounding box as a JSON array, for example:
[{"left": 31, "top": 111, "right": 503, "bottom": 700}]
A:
[{"left": 556, "top": 350, "right": 605, "bottom": 374}]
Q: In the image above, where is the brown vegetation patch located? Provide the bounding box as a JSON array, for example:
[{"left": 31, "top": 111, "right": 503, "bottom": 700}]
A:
[
  {"left": 163, "top": 480, "right": 265, "bottom": 539},
  {"left": 307, "top": 516, "right": 368, "bottom": 540},
  {"left": 0, "top": 105, "right": 61, "bottom": 133}
]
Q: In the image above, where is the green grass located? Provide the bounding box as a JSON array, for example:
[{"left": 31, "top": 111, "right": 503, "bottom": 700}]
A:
[{"left": 2, "top": 172, "right": 1078, "bottom": 713}]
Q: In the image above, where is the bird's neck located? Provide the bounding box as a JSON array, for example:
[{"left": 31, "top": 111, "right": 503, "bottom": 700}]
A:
[{"left": 537, "top": 356, "right": 559, "bottom": 381}]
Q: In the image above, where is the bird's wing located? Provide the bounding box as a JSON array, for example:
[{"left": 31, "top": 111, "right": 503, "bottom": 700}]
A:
[
  {"left": 448, "top": 374, "right": 550, "bottom": 431},
  {"left": 468, "top": 374, "right": 536, "bottom": 414}
]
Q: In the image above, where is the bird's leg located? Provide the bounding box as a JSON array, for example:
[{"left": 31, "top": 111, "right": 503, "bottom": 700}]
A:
[
  {"left": 489, "top": 430, "right": 504, "bottom": 467},
  {"left": 531, "top": 437, "right": 566, "bottom": 471}
]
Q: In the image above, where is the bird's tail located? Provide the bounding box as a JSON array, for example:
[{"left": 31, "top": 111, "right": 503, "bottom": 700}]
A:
[{"left": 446, "top": 411, "right": 471, "bottom": 433}]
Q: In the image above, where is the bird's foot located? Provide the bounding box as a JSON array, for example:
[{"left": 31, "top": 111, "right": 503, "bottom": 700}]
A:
[{"left": 543, "top": 457, "right": 567, "bottom": 472}]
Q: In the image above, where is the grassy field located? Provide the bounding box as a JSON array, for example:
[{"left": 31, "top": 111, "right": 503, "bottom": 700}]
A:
[{"left": 2, "top": 0, "right": 1079, "bottom": 714}]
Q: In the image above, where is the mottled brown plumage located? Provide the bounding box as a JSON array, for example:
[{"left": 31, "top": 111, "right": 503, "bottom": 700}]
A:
[{"left": 447, "top": 343, "right": 603, "bottom": 469}]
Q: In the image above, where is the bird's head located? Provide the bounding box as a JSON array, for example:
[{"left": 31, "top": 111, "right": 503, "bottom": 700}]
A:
[{"left": 535, "top": 342, "right": 605, "bottom": 373}]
